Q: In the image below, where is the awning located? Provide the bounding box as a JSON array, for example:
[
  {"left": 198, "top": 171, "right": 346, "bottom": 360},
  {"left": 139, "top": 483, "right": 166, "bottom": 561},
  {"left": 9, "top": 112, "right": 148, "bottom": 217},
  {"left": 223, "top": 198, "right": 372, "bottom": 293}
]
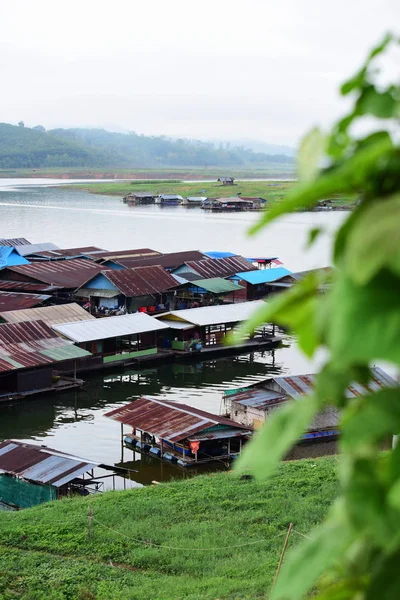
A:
[
  {"left": 41, "top": 345, "right": 92, "bottom": 361},
  {"left": 74, "top": 288, "right": 120, "bottom": 299}
]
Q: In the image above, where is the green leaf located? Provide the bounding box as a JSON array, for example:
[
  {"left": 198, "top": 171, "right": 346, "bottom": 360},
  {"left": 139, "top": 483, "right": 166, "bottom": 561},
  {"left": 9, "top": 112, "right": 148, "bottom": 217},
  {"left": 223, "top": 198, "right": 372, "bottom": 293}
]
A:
[
  {"left": 249, "top": 135, "right": 392, "bottom": 234},
  {"left": 366, "top": 548, "right": 400, "bottom": 600},
  {"left": 340, "top": 33, "right": 392, "bottom": 96},
  {"left": 341, "top": 388, "right": 400, "bottom": 450},
  {"left": 297, "top": 127, "right": 326, "bottom": 181},
  {"left": 307, "top": 227, "right": 324, "bottom": 247},
  {"left": 235, "top": 395, "right": 318, "bottom": 479},
  {"left": 356, "top": 86, "right": 398, "bottom": 119},
  {"left": 345, "top": 194, "right": 400, "bottom": 284},
  {"left": 328, "top": 271, "right": 400, "bottom": 365},
  {"left": 272, "top": 502, "right": 353, "bottom": 600}
]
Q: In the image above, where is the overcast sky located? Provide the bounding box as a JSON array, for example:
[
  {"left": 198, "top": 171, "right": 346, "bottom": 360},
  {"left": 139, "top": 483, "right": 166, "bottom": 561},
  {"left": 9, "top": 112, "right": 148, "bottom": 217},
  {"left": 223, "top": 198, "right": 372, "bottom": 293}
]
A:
[{"left": 0, "top": 0, "right": 397, "bottom": 146}]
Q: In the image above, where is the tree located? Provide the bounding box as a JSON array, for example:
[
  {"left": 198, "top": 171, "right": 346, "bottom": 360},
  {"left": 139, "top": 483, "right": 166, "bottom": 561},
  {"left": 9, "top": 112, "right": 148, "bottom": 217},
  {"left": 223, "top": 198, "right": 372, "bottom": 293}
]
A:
[
  {"left": 17, "top": 120, "right": 24, "bottom": 128},
  {"left": 232, "top": 33, "right": 400, "bottom": 599}
]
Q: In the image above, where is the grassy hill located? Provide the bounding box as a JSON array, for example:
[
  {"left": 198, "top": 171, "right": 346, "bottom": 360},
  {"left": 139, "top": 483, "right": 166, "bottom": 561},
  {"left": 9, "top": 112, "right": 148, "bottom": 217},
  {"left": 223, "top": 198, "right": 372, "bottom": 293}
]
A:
[
  {"left": 0, "top": 123, "right": 295, "bottom": 169},
  {"left": 0, "top": 457, "right": 337, "bottom": 599}
]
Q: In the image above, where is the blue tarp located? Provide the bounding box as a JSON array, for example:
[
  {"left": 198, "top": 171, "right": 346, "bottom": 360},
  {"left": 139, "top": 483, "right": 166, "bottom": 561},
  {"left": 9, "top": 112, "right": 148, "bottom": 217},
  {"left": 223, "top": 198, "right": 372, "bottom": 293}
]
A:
[
  {"left": 233, "top": 267, "right": 293, "bottom": 285},
  {"left": 0, "top": 247, "right": 29, "bottom": 269}
]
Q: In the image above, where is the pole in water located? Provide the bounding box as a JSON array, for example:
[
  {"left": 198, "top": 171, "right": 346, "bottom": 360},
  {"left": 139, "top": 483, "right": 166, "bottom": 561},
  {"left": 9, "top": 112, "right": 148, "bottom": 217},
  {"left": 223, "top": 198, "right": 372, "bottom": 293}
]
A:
[{"left": 271, "top": 522, "right": 293, "bottom": 597}]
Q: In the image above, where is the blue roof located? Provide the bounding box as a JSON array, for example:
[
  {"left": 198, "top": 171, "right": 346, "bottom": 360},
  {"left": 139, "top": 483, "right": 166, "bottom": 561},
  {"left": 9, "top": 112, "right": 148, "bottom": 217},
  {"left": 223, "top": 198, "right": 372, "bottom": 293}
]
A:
[
  {"left": 204, "top": 251, "right": 238, "bottom": 259},
  {"left": 0, "top": 247, "right": 29, "bottom": 269},
  {"left": 234, "top": 267, "right": 292, "bottom": 285}
]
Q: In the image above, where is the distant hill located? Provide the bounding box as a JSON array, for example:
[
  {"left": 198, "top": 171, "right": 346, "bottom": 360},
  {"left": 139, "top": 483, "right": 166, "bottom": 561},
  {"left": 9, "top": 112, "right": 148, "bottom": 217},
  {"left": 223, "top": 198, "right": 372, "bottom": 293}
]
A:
[{"left": 0, "top": 123, "right": 295, "bottom": 169}]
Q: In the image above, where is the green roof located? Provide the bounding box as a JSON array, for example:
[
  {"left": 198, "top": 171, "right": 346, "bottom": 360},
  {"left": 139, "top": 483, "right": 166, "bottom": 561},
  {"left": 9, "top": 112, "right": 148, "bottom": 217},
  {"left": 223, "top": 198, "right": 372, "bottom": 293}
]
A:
[
  {"left": 190, "top": 278, "right": 244, "bottom": 294},
  {"left": 41, "top": 345, "right": 92, "bottom": 361}
]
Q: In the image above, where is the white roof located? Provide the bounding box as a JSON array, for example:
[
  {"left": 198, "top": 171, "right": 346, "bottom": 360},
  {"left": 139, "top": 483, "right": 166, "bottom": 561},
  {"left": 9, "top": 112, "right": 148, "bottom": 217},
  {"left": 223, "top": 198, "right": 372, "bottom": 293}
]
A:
[
  {"left": 156, "top": 318, "right": 195, "bottom": 330},
  {"left": 156, "top": 300, "right": 266, "bottom": 327},
  {"left": 15, "top": 243, "right": 60, "bottom": 256},
  {"left": 52, "top": 312, "right": 170, "bottom": 343}
]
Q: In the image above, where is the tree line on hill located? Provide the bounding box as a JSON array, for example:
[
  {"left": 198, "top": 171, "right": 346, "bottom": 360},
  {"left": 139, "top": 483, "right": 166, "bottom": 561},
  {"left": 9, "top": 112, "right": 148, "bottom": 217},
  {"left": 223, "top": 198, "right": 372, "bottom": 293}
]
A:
[{"left": 0, "top": 122, "right": 294, "bottom": 169}]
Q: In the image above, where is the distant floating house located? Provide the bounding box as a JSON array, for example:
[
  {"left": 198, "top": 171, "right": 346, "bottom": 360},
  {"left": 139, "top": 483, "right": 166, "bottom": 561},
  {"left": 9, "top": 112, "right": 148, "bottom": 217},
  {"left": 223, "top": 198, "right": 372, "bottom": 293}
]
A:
[
  {"left": 239, "top": 196, "right": 267, "bottom": 209},
  {"left": 181, "top": 196, "right": 207, "bottom": 206},
  {"left": 172, "top": 255, "right": 256, "bottom": 280},
  {"left": 155, "top": 194, "right": 184, "bottom": 205},
  {"left": 202, "top": 198, "right": 253, "bottom": 211},
  {"left": 173, "top": 277, "right": 244, "bottom": 306},
  {"left": 123, "top": 192, "right": 156, "bottom": 205},
  {"left": 231, "top": 267, "right": 293, "bottom": 300},
  {"left": 224, "top": 368, "right": 398, "bottom": 458},
  {"left": 105, "top": 396, "right": 253, "bottom": 467},
  {"left": 0, "top": 440, "right": 117, "bottom": 510},
  {"left": 217, "top": 177, "right": 235, "bottom": 185}
]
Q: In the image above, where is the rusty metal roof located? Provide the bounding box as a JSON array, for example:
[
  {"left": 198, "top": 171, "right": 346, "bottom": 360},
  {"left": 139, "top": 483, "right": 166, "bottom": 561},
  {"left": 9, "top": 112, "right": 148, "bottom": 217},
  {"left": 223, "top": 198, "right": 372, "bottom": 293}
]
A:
[
  {"left": 105, "top": 397, "right": 251, "bottom": 443},
  {"left": 103, "top": 266, "right": 178, "bottom": 297},
  {"left": 0, "top": 280, "right": 62, "bottom": 293},
  {"left": 0, "top": 238, "right": 30, "bottom": 247},
  {"left": 182, "top": 256, "right": 256, "bottom": 279},
  {"left": 115, "top": 250, "right": 207, "bottom": 270},
  {"left": 227, "top": 387, "right": 290, "bottom": 409},
  {"left": 0, "top": 440, "right": 98, "bottom": 487},
  {"left": 96, "top": 248, "right": 161, "bottom": 261},
  {"left": 0, "top": 292, "right": 51, "bottom": 312},
  {"left": 29, "top": 247, "right": 105, "bottom": 260},
  {"left": 0, "top": 303, "right": 94, "bottom": 326},
  {"left": 6, "top": 259, "right": 104, "bottom": 289},
  {"left": 0, "top": 319, "right": 91, "bottom": 372}
]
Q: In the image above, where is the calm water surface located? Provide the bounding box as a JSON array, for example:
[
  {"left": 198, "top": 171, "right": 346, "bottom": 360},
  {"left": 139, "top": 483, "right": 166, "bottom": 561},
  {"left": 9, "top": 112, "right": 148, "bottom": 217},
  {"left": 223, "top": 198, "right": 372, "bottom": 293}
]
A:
[{"left": 0, "top": 180, "right": 340, "bottom": 485}]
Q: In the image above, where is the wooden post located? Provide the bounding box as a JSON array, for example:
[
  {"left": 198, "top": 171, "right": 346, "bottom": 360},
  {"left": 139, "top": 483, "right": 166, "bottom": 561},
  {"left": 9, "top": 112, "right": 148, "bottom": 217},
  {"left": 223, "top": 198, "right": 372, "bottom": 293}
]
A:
[
  {"left": 121, "top": 423, "right": 124, "bottom": 462},
  {"left": 228, "top": 439, "right": 231, "bottom": 457},
  {"left": 271, "top": 523, "right": 293, "bottom": 596},
  {"left": 73, "top": 360, "right": 77, "bottom": 381},
  {"left": 239, "top": 438, "right": 242, "bottom": 454},
  {"left": 160, "top": 439, "right": 164, "bottom": 457}
]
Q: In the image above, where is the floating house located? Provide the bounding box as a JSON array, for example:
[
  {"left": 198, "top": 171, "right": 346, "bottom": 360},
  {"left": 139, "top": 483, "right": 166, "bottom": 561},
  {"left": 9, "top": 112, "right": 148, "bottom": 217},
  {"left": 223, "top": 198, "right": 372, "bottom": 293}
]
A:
[
  {"left": 0, "top": 440, "right": 117, "bottom": 510},
  {"left": 75, "top": 265, "right": 179, "bottom": 312},
  {"left": 217, "top": 177, "right": 235, "bottom": 185},
  {"left": 123, "top": 192, "right": 156, "bottom": 205},
  {"left": 52, "top": 313, "right": 170, "bottom": 366},
  {"left": 173, "top": 277, "right": 245, "bottom": 307},
  {"left": 181, "top": 196, "right": 207, "bottom": 206},
  {"left": 231, "top": 267, "right": 293, "bottom": 300},
  {"left": 0, "top": 259, "right": 104, "bottom": 296},
  {"left": 156, "top": 300, "right": 279, "bottom": 353},
  {"left": 202, "top": 198, "right": 254, "bottom": 211},
  {"left": 264, "top": 267, "right": 332, "bottom": 294},
  {"left": 239, "top": 196, "right": 267, "bottom": 209},
  {"left": 0, "top": 302, "right": 94, "bottom": 326},
  {"left": 155, "top": 194, "right": 184, "bottom": 205},
  {"left": 0, "top": 291, "right": 51, "bottom": 313},
  {"left": 224, "top": 368, "right": 398, "bottom": 457},
  {"left": 105, "top": 397, "right": 252, "bottom": 467},
  {"left": 0, "top": 320, "right": 91, "bottom": 401}
]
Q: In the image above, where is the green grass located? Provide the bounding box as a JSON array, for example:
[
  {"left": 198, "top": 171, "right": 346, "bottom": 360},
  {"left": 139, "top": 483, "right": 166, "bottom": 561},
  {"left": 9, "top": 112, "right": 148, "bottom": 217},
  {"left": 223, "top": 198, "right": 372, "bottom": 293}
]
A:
[{"left": 0, "top": 457, "right": 338, "bottom": 599}]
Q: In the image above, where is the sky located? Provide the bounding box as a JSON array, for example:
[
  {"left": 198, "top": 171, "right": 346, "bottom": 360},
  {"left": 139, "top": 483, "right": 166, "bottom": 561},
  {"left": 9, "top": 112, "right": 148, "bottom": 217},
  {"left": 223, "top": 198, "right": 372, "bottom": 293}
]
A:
[{"left": 0, "top": 0, "right": 398, "bottom": 147}]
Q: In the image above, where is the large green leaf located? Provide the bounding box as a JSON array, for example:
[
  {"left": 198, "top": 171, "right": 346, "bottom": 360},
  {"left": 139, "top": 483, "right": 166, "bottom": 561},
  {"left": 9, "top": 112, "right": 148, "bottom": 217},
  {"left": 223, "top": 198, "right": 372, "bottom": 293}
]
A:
[
  {"left": 328, "top": 271, "right": 400, "bottom": 365},
  {"left": 297, "top": 127, "right": 326, "bottom": 181},
  {"left": 356, "top": 86, "right": 399, "bottom": 119},
  {"left": 366, "top": 548, "right": 400, "bottom": 600},
  {"left": 345, "top": 194, "right": 400, "bottom": 284},
  {"left": 249, "top": 135, "right": 393, "bottom": 234},
  {"left": 235, "top": 395, "right": 318, "bottom": 479},
  {"left": 341, "top": 388, "right": 400, "bottom": 449},
  {"left": 272, "top": 502, "right": 353, "bottom": 600}
]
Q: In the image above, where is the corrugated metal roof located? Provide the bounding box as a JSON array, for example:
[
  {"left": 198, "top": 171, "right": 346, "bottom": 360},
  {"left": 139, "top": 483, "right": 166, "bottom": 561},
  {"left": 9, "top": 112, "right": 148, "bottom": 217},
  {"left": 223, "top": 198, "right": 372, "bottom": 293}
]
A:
[
  {"left": 40, "top": 345, "right": 92, "bottom": 361},
  {"left": 156, "top": 319, "right": 195, "bottom": 330},
  {"left": 0, "top": 319, "right": 91, "bottom": 372},
  {"left": 0, "top": 292, "right": 51, "bottom": 312},
  {"left": 0, "top": 238, "right": 30, "bottom": 247},
  {"left": 156, "top": 300, "right": 266, "bottom": 327},
  {"left": 228, "top": 387, "right": 289, "bottom": 408},
  {"left": 158, "top": 194, "right": 184, "bottom": 200},
  {"left": 0, "top": 440, "right": 98, "bottom": 487},
  {"left": 14, "top": 243, "right": 60, "bottom": 257},
  {"left": 189, "top": 278, "right": 244, "bottom": 294},
  {"left": 182, "top": 256, "right": 256, "bottom": 279},
  {"left": 204, "top": 251, "right": 238, "bottom": 259},
  {"left": 273, "top": 368, "right": 397, "bottom": 399},
  {"left": 0, "top": 303, "right": 95, "bottom": 326},
  {"left": 6, "top": 259, "right": 104, "bottom": 289},
  {"left": 105, "top": 397, "right": 251, "bottom": 443},
  {"left": 96, "top": 248, "right": 161, "bottom": 261},
  {"left": 103, "top": 266, "right": 178, "bottom": 297},
  {"left": 29, "top": 246, "right": 105, "bottom": 260},
  {"left": 52, "top": 312, "right": 170, "bottom": 343},
  {"left": 0, "top": 280, "right": 62, "bottom": 293},
  {"left": 115, "top": 250, "right": 207, "bottom": 270},
  {"left": 235, "top": 267, "right": 293, "bottom": 285}
]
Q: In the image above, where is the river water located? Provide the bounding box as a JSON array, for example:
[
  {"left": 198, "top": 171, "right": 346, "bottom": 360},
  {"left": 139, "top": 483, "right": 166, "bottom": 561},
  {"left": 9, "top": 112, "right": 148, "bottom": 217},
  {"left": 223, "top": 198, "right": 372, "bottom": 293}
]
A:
[{"left": 0, "top": 180, "right": 344, "bottom": 487}]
